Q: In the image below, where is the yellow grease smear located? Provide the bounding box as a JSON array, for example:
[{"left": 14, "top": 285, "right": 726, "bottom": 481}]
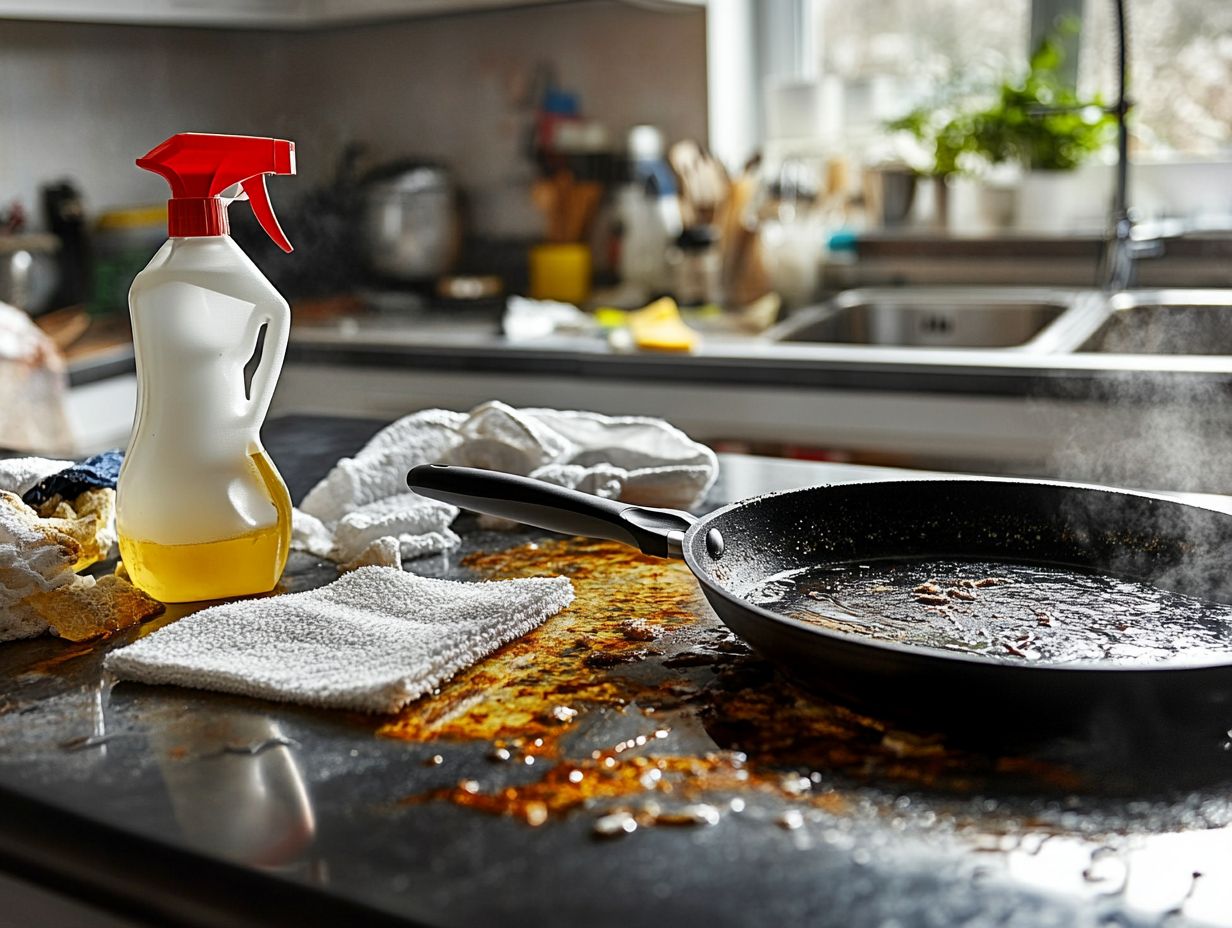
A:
[{"left": 119, "top": 451, "right": 292, "bottom": 603}]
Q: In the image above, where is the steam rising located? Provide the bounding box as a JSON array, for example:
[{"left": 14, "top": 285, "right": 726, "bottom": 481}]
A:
[{"left": 1044, "top": 366, "right": 1232, "bottom": 598}]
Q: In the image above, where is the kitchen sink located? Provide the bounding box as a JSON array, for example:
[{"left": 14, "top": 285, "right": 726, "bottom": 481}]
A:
[
  {"left": 764, "top": 287, "right": 1105, "bottom": 351},
  {"left": 1075, "top": 290, "right": 1232, "bottom": 354}
]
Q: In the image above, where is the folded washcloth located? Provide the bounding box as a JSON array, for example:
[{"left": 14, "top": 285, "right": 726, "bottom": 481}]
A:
[
  {"left": 105, "top": 566, "right": 575, "bottom": 713},
  {"left": 295, "top": 401, "right": 718, "bottom": 565}
]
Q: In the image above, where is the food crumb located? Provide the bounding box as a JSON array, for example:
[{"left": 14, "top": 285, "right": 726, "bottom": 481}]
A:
[
  {"left": 523, "top": 801, "right": 548, "bottom": 827},
  {"left": 620, "top": 618, "right": 660, "bottom": 641}
]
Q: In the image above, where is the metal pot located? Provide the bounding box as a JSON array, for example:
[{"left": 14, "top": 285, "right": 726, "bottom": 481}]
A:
[
  {"left": 360, "top": 162, "right": 459, "bottom": 282},
  {"left": 0, "top": 234, "right": 60, "bottom": 314}
]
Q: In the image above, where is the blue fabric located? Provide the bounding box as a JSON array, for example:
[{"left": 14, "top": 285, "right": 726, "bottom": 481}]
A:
[{"left": 23, "top": 449, "right": 124, "bottom": 507}]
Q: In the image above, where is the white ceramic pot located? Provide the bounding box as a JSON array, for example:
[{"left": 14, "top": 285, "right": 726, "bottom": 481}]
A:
[{"left": 1015, "top": 168, "right": 1110, "bottom": 235}]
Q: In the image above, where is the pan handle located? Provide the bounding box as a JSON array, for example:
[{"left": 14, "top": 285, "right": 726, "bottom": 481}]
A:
[{"left": 407, "top": 464, "right": 695, "bottom": 559}]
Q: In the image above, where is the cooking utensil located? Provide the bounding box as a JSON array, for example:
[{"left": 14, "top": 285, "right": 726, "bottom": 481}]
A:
[
  {"left": 669, "top": 140, "right": 728, "bottom": 227},
  {"left": 532, "top": 171, "right": 602, "bottom": 243},
  {"left": 409, "top": 465, "right": 1232, "bottom": 744},
  {"left": 360, "top": 161, "right": 459, "bottom": 282}
]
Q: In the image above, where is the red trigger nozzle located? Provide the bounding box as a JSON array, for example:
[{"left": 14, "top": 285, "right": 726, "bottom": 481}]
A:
[{"left": 136, "top": 133, "right": 296, "bottom": 250}]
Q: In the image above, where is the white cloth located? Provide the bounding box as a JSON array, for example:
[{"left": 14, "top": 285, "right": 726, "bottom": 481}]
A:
[
  {"left": 0, "top": 491, "right": 78, "bottom": 641},
  {"left": 104, "top": 566, "right": 574, "bottom": 713},
  {"left": 503, "top": 296, "right": 598, "bottom": 341},
  {"left": 0, "top": 456, "right": 73, "bottom": 497},
  {"left": 0, "top": 301, "right": 73, "bottom": 453},
  {"left": 294, "top": 401, "right": 718, "bottom": 561}
]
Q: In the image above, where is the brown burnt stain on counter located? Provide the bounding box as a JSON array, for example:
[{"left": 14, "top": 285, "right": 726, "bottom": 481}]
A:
[
  {"left": 409, "top": 744, "right": 853, "bottom": 829},
  {"left": 379, "top": 537, "right": 704, "bottom": 752},
  {"left": 387, "top": 536, "right": 1090, "bottom": 830}
]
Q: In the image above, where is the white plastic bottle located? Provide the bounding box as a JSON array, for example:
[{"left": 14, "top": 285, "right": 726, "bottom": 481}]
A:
[{"left": 116, "top": 132, "right": 297, "bottom": 602}]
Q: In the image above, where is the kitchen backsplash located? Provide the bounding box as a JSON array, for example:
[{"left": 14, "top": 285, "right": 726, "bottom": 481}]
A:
[{"left": 0, "top": 0, "right": 707, "bottom": 238}]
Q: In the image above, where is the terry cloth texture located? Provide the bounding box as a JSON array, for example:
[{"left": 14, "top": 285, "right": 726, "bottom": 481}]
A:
[{"left": 105, "top": 566, "right": 575, "bottom": 713}]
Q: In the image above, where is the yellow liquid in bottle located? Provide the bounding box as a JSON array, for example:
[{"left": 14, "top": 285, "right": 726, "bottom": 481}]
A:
[{"left": 118, "top": 451, "right": 292, "bottom": 603}]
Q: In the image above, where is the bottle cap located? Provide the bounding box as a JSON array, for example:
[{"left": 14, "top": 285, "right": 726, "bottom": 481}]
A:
[{"left": 136, "top": 132, "right": 296, "bottom": 252}]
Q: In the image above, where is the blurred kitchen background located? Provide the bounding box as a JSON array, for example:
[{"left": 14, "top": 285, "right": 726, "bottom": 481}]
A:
[{"left": 3, "top": 0, "right": 1232, "bottom": 491}]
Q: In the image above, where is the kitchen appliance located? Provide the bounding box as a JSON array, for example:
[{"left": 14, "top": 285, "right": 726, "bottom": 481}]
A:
[
  {"left": 42, "top": 181, "right": 91, "bottom": 309},
  {"left": 410, "top": 465, "right": 1232, "bottom": 746},
  {"left": 360, "top": 161, "right": 459, "bottom": 282},
  {"left": 0, "top": 233, "right": 59, "bottom": 314}
]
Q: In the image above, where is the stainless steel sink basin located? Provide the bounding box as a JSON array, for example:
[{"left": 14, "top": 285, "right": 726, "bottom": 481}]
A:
[
  {"left": 1075, "top": 290, "right": 1232, "bottom": 354},
  {"left": 764, "top": 287, "right": 1104, "bottom": 351}
]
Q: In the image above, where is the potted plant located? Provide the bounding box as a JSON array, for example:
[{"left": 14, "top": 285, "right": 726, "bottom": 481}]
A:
[{"left": 889, "top": 34, "right": 1114, "bottom": 234}]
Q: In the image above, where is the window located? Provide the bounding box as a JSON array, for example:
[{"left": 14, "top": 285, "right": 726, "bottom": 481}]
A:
[
  {"left": 818, "top": 0, "right": 1030, "bottom": 103},
  {"left": 814, "top": 0, "right": 1232, "bottom": 159},
  {"left": 1081, "top": 0, "right": 1232, "bottom": 157}
]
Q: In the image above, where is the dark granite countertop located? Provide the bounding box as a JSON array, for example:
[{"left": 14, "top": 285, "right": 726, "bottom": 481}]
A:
[{"left": 2, "top": 415, "right": 1231, "bottom": 927}]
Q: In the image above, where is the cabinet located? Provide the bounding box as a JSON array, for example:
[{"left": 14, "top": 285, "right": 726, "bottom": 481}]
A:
[{"left": 0, "top": 0, "right": 588, "bottom": 29}]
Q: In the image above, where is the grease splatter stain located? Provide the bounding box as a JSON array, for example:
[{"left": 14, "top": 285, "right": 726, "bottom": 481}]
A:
[
  {"left": 380, "top": 538, "right": 703, "bottom": 751},
  {"left": 386, "top": 536, "right": 1093, "bottom": 832}
]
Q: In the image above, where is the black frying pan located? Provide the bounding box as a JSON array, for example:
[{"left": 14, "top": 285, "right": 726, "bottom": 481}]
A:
[{"left": 408, "top": 465, "right": 1232, "bottom": 744}]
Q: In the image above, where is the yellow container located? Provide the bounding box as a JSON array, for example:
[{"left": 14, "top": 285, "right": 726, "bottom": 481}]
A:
[{"left": 529, "top": 243, "right": 591, "bottom": 305}]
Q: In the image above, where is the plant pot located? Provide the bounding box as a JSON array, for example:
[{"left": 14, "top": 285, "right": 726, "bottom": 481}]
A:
[
  {"left": 1015, "top": 169, "right": 1109, "bottom": 235},
  {"left": 944, "top": 176, "right": 1018, "bottom": 235}
]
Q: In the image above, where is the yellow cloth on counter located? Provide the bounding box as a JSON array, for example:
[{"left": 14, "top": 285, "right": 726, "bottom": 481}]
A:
[{"left": 626, "top": 297, "right": 701, "bottom": 353}]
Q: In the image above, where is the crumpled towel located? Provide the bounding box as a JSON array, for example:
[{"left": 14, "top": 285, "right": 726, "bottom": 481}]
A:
[
  {"left": 104, "top": 566, "right": 575, "bottom": 713},
  {"left": 0, "top": 456, "right": 74, "bottom": 498},
  {"left": 0, "top": 300, "right": 73, "bottom": 453},
  {"left": 295, "top": 401, "right": 718, "bottom": 566},
  {"left": 0, "top": 490, "right": 161, "bottom": 642},
  {"left": 0, "top": 490, "right": 80, "bottom": 640},
  {"left": 22, "top": 449, "right": 123, "bottom": 507},
  {"left": 0, "top": 453, "right": 119, "bottom": 569}
]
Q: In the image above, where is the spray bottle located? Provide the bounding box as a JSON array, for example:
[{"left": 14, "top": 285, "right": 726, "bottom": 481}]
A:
[{"left": 116, "top": 132, "right": 296, "bottom": 602}]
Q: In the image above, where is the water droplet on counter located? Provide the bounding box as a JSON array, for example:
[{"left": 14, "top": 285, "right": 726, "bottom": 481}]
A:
[
  {"left": 593, "top": 810, "right": 638, "bottom": 838},
  {"left": 778, "top": 810, "right": 804, "bottom": 831},
  {"left": 654, "top": 803, "right": 721, "bottom": 827}
]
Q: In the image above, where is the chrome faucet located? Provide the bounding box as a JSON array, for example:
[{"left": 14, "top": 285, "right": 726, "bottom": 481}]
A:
[{"left": 1098, "top": 0, "right": 1164, "bottom": 291}]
